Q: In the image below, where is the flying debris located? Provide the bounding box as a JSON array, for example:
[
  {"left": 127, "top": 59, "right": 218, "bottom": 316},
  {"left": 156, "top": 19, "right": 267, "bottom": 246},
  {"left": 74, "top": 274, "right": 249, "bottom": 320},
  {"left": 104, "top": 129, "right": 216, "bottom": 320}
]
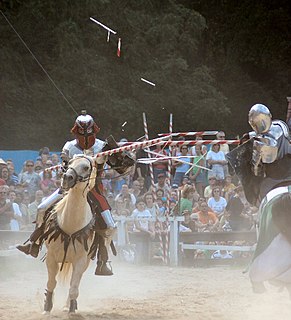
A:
[
  {"left": 90, "top": 17, "right": 117, "bottom": 42},
  {"left": 141, "top": 78, "right": 156, "bottom": 87}
]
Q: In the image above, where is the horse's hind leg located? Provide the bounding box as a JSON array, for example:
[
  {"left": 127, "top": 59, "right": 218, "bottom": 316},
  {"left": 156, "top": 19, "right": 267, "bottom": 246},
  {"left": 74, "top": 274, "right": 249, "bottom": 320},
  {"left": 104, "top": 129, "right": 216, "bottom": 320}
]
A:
[{"left": 44, "top": 254, "right": 59, "bottom": 313}]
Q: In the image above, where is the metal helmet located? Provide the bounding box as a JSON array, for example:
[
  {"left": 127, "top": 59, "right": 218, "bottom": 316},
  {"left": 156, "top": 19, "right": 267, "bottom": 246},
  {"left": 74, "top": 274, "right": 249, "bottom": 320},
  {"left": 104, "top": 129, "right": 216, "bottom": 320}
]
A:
[
  {"left": 248, "top": 104, "right": 272, "bottom": 134},
  {"left": 71, "top": 110, "right": 100, "bottom": 149}
]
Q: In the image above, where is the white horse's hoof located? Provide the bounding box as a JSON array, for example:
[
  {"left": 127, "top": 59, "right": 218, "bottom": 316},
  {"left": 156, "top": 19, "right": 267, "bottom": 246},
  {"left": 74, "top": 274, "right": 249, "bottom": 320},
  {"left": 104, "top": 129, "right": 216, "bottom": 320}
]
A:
[
  {"left": 41, "top": 311, "right": 50, "bottom": 316},
  {"left": 63, "top": 307, "right": 69, "bottom": 312}
]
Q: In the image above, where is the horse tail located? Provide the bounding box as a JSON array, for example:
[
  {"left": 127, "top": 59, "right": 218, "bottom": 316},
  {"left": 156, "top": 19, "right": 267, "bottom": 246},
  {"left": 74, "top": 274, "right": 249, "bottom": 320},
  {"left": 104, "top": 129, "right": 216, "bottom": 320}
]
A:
[{"left": 57, "top": 262, "right": 72, "bottom": 285}]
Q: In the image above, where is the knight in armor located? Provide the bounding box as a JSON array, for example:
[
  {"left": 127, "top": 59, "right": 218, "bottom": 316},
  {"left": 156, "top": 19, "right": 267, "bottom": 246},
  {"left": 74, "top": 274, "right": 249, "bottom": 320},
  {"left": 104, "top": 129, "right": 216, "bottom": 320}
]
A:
[
  {"left": 227, "top": 103, "right": 291, "bottom": 206},
  {"left": 227, "top": 104, "right": 291, "bottom": 293},
  {"left": 17, "top": 111, "right": 134, "bottom": 276}
]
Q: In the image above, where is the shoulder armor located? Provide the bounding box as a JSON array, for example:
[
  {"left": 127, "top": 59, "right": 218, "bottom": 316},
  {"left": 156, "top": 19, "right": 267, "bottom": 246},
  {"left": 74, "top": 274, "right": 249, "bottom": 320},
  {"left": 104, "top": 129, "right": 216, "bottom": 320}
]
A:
[{"left": 270, "top": 120, "right": 290, "bottom": 140}]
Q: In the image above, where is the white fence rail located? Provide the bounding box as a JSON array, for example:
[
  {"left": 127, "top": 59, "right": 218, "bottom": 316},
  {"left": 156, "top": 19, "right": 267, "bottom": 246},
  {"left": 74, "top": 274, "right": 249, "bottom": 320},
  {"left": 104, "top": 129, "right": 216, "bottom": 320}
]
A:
[{"left": 0, "top": 217, "right": 257, "bottom": 266}]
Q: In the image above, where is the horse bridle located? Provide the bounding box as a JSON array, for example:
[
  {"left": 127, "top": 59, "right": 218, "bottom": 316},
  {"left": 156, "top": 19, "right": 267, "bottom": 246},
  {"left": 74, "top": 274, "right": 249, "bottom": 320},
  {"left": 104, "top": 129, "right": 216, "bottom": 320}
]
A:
[{"left": 66, "top": 155, "right": 94, "bottom": 188}]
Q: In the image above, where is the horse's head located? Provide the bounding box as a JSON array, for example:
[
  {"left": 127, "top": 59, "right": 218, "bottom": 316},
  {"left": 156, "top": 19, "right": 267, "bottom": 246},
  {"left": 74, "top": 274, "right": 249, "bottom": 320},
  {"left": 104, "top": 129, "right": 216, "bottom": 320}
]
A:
[{"left": 61, "top": 155, "right": 97, "bottom": 191}]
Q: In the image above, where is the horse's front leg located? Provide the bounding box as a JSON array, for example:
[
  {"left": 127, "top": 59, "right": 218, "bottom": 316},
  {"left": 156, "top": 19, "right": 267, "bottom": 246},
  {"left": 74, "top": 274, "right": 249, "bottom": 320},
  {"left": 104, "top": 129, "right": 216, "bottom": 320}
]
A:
[
  {"left": 67, "top": 257, "right": 90, "bottom": 314},
  {"left": 44, "top": 252, "right": 59, "bottom": 314}
]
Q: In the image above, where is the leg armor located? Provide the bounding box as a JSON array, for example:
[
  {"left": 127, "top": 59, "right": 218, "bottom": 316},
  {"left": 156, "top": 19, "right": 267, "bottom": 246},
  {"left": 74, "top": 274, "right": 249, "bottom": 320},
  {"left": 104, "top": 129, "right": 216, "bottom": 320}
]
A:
[
  {"left": 87, "top": 188, "right": 116, "bottom": 276},
  {"left": 16, "top": 188, "right": 63, "bottom": 258}
]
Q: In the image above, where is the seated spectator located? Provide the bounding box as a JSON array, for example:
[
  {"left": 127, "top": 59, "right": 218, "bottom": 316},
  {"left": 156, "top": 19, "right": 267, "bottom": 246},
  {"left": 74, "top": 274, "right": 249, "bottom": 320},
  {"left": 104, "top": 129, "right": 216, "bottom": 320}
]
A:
[
  {"left": 189, "top": 145, "right": 208, "bottom": 197},
  {"left": 0, "top": 185, "right": 14, "bottom": 230},
  {"left": 0, "top": 158, "right": 7, "bottom": 171},
  {"left": 216, "top": 131, "right": 230, "bottom": 177},
  {"left": 0, "top": 167, "right": 10, "bottom": 186},
  {"left": 131, "top": 198, "right": 155, "bottom": 238},
  {"left": 171, "top": 136, "right": 186, "bottom": 157},
  {"left": 225, "top": 185, "right": 252, "bottom": 231},
  {"left": 40, "top": 170, "right": 55, "bottom": 196},
  {"left": 5, "top": 160, "right": 19, "bottom": 186},
  {"left": 179, "top": 185, "right": 198, "bottom": 215},
  {"left": 207, "top": 187, "right": 227, "bottom": 218},
  {"left": 133, "top": 141, "right": 150, "bottom": 189},
  {"left": 172, "top": 145, "right": 191, "bottom": 186},
  {"left": 157, "top": 197, "right": 167, "bottom": 216},
  {"left": 115, "top": 184, "right": 136, "bottom": 206},
  {"left": 196, "top": 201, "right": 219, "bottom": 231},
  {"left": 181, "top": 209, "right": 196, "bottom": 232},
  {"left": 206, "top": 143, "right": 227, "bottom": 182},
  {"left": 144, "top": 193, "right": 157, "bottom": 217},
  {"left": 156, "top": 188, "right": 164, "bottom": 200},
  {"left": 112, "top": 197, "right": 130, "bottom": 219},
  {"left": 39, "top": 160, "right": 57, "bottom": 179},
  {"left": 137, "top": 176, "right": 147, "bottom": 196},
  {"left": 190, "top": 134, "right": 208, "bottom": 156},
  {"left": 204, "top": 175, "right": 218, "bottom": 200},
  {"left": 180, "top": 175, "right": 191, "bottom": 189},
  {"left": 34, "top": 164, "right": 44, "bottom": 175},
  {"left": 222, "top": 174, "right": 236, "bottom": 201},
  {"left": 28, "top": 190, "right": 44, "bottom": 225},
  {"left": 192, "top": 196, "right": 213, "bottom": 214},
  {"left": 170, "top": 189, "right": 178, "bottom": 203},
  {"left": 18, "top": 160, "right": 41, "bottom": 201},
  {"left": 51, "top": 153, "right": 60, "bottom": 166},
  {"left": 130, "top": 180, "right": 142, "bottom": 201},
  {"left": 14, "top": 190, "right": 29, "bottom": 222},
  {"left": 112, "top": 172, "right": 128, "bottom": 195},
  {"left": 152, "top": 172, "right": 170, "bottom": 196},
  {"left": 131, "top": 198, "right": 155, "bottom": 264},
  {"left": 8, "top": 190, "right": 23, "bottom": 230},
  {"left": 152, "top": 144, "right": 168, "bottom": 183},
  {"left": 38, "top": 147, "right": 50, "bottom": 167}
]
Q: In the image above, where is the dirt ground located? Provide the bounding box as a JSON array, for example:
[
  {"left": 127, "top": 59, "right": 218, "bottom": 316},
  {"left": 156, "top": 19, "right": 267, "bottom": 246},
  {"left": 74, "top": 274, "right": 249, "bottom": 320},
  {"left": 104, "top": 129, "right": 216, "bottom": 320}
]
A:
[{"left": 0, "top": 255, "right": 291, "bottom": 320}]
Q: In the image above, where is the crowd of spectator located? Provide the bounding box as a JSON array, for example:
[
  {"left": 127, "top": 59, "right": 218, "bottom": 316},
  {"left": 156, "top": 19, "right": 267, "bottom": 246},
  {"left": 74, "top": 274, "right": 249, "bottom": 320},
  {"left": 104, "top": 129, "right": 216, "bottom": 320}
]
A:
[
  {"left": 0, "top": 147, "right": 62, "bottom": 231},
  {"left": 0, "top": 132, "right": 258, "bottom": 261}
]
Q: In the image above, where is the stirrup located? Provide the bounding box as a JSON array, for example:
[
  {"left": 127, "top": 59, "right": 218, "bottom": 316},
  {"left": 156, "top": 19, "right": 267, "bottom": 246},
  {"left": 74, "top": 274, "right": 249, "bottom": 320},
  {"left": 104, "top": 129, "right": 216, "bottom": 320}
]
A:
[{"left": 95, "top": 261, "right": 113, "bottom": 276}]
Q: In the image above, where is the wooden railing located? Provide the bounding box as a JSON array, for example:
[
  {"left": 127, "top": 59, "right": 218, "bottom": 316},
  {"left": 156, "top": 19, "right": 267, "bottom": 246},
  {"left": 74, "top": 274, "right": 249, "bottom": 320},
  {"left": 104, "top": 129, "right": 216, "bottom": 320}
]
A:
[{"left": 0, "top": 219, "right": 257, "bottom": 265}]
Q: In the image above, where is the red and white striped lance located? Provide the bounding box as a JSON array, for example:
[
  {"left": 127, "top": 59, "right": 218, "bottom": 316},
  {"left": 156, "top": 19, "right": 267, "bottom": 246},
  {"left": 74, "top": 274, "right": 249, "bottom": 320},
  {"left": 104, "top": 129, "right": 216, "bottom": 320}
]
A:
[
  {"left": 154, "top": 140, "right": 239, "bottom": 147},
  {"left": 44, "top": 164, "right": 63, "bottom": 173},
  {"left": 158, "top": 131, "right": 218, "bottom": 137},
  {"left": 95, "top": 135, "right": 171, "bottom": 158}
]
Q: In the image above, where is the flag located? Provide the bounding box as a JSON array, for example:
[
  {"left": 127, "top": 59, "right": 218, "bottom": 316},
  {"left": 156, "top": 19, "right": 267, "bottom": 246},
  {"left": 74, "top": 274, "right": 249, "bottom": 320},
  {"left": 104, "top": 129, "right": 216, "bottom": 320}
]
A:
[{"left": 117, "top": 38, "right": 121, "bottom": 57}]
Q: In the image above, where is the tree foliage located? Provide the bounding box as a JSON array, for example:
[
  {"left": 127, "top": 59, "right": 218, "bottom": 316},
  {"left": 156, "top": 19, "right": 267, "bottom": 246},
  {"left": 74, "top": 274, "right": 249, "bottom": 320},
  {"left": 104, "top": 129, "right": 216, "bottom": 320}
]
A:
[{"left": 1, "top": 0, "right": 290, "bottom": 149}]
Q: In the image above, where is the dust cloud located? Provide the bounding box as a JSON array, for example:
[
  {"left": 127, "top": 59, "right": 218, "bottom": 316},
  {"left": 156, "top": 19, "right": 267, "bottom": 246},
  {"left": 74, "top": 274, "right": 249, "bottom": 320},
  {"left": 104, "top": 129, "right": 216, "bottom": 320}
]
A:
[{"left": 0, "top": 254, "right": 291, "bottom": 320}]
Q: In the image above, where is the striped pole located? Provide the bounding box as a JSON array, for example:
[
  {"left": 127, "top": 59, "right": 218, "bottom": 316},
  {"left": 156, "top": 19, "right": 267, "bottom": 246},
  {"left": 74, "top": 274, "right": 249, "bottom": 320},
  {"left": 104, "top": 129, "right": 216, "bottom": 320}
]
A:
[
  {"left": 158, "top": 131, "right": 218, "bottom": 137},
  {"left": 142, "top": 113, "right": 156, "bottom": 192},
  {"left": 164, "top": 114, "right": 173, "bottom": 264},
  {"left": 142, "top": 112, "right": 164, "bottom": 263}
]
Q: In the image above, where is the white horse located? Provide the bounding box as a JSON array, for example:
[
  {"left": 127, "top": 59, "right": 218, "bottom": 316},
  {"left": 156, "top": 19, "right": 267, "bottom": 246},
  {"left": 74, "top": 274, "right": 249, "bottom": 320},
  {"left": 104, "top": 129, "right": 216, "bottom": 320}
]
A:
[
  {"left": 249, "top": 186, "right": 291, "bottom": 296},
  {"left": 43, "top": 155, "right": 97, "bottom": 314}
]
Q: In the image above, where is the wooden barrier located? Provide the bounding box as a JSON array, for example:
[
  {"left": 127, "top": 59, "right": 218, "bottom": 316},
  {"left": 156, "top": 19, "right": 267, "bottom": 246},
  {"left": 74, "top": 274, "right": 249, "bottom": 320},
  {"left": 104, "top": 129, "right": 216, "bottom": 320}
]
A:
[
  {"left": 0, "top": 223, "right": 257, "bottom": 266},
  {"left": 179, "top": 231, "right": 257, "bottom": 266}
]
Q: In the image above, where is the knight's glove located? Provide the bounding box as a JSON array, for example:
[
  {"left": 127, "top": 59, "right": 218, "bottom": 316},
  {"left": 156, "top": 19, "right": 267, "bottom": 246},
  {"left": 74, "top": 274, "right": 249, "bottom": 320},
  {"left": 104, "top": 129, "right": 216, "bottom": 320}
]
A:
[{"left": 103, "top": 135, "right": 135, "bottom": 174}]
